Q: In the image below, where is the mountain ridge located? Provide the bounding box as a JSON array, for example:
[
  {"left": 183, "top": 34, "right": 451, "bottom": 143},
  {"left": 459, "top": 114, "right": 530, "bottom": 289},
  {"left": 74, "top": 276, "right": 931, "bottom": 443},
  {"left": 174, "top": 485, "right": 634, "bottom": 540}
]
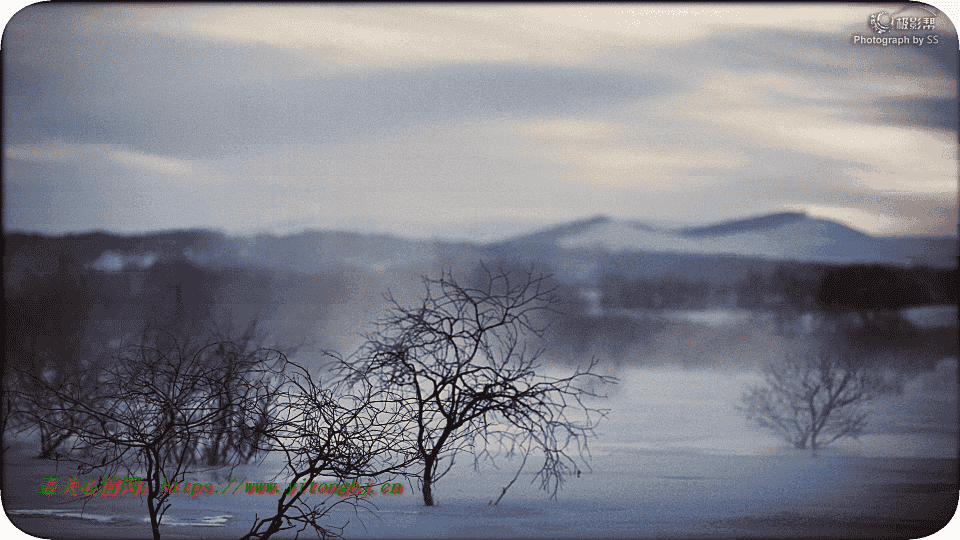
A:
[
  {"left": 494, "top": 211, "right": 956, "bottom": 267},
  {"left": 5, "top": 212, "right": 956, "bottom": 272}
]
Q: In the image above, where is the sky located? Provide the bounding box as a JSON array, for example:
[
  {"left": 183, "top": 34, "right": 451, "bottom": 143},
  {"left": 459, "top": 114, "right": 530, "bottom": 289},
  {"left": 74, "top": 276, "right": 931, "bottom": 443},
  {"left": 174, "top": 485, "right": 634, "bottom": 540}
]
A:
[{"left": 3, "top": 3, "right": 959, "bottom": 241}]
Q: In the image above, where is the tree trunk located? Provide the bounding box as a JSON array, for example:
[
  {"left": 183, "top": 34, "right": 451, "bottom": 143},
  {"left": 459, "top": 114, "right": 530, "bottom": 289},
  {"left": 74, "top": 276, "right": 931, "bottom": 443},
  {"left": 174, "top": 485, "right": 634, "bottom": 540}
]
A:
[
  {"left": 146, "top": 448, "right": 162, "bottom": 540},
  {"left": 792, "top": 434, "right": 807, "bottom": 450},
  {"left": 147, "top": 492, "right": 161, "bottom": 540},
  {"left": 422, "top": 456, "right": 435, "bottom": 506}
]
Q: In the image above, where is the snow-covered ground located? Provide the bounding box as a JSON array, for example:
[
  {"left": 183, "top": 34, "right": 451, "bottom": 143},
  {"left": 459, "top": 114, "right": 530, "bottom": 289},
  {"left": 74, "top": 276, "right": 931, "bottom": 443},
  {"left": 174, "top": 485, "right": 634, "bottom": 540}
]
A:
[{"left": 3, "top": 364, "right": 957, "bottom": 539}]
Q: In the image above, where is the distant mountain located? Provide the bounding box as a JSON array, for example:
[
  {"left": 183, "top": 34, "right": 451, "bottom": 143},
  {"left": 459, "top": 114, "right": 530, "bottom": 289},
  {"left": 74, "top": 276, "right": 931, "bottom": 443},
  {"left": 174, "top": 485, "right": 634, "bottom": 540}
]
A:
[
  {"left": 503, "top": 215, "right": 613, "bottom": 246},
  {"left": 680, "top": 211, "right": 872, "bottom": 240},
  {"left": 6, "top": 213, "right": 956, "bottom": 291},
  {"left": 681, "top": 211, "right": 807, "bottom": 236},
  {"left": 496, "top": 212, "right": 956, "bottom": 267}
]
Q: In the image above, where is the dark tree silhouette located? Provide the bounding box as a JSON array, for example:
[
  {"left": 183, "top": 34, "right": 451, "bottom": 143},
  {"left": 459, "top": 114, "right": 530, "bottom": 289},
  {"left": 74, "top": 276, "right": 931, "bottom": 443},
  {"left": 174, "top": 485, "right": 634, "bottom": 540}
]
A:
[
  {"left": 339, "top": 265, "right": 616, "bottom": 506},
  {"left": 192, "top": 317, "right": 289, "bottom": 467},
  {"left": 239, "top": 362, "right": 418, "bottom": 540},
  {"left": 817, "top": 264, "right": 917, "bottom": 321},
  {"left": 739, "top": 349, "right": 902, "bottom": 457},
  {"left": 17, "top": 325, "right": 287, "bottom": 540},
  {"left": 4, "top": 248, "right": 97, "bottom": 459}
]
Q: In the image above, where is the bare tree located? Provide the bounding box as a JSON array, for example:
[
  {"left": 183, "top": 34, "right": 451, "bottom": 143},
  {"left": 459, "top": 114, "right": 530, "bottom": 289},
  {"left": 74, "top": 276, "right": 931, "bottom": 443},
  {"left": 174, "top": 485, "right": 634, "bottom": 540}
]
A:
[
  {"left": 18, "top": 324, "right": 287, "bottom": 540},
  {"left": 339, "top": 265, "right": 617, "bottom": 506},
  {"left": 4, "top": 251, "right": 96, "bottom": 459},
  {"left": 1, "top": 373, "right": 21, "bottom": 457},
  {"left": 240, "top": 362, "right": 418, "bottom": 540},
  {"left": 739, "top": 349, "right": 902, "bottom": 457},
  {"left": 5, "top": 331, "right": 90, "bottom": 460},
  {"left": 195, "top": 316, "right": 289, "bottom": 467}
]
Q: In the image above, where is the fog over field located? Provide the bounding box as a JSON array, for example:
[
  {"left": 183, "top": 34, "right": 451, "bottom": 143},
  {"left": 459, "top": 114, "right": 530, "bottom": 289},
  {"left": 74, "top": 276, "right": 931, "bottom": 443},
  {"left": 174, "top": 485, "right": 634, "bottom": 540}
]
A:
[{"left": 3, "top": 3, "right": 958, "bottom": 540}]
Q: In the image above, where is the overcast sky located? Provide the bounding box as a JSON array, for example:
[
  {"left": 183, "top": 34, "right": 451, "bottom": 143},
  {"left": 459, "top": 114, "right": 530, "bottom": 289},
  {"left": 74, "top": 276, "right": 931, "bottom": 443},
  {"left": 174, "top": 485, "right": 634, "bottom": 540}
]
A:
[{"left": 3, "top": 4, "right": 958, "bottom": 240}]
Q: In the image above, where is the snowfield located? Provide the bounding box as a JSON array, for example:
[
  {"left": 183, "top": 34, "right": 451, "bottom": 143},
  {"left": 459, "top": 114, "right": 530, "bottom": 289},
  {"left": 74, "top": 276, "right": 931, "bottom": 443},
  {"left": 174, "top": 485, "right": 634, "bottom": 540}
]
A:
[{"left": 3, "top": 365, "right": 957, "bottom": 539}]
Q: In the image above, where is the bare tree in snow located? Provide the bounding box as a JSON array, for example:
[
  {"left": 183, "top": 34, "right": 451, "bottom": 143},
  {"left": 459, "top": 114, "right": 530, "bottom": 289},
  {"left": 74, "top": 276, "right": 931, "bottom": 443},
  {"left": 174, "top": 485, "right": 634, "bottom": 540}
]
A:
[
  {"left": 739, "top": 350, "right": 902, "bottom": 457},
  {"left": 338, "top": 265, "right": 617, "bottom": 506}
]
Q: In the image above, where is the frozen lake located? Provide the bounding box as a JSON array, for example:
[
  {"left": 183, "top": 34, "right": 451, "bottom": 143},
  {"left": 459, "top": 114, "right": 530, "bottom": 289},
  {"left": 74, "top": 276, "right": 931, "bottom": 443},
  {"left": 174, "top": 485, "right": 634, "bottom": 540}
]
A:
[{"left": 3, "top": 364, "right": 957, "bottom": 539}]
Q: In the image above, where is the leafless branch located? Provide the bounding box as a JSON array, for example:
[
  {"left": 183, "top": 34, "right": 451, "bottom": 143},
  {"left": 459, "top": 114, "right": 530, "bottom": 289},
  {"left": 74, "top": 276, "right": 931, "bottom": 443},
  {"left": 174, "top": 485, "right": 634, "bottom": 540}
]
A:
[
  {"left": 338, "top": 264, "right": 617, "bottom": 505},
  {"left": 239, "top": 361, "right": 419, "bottom": 540},
  {"left": 738, "top": 348, "right": 902, "bottom": 457}
]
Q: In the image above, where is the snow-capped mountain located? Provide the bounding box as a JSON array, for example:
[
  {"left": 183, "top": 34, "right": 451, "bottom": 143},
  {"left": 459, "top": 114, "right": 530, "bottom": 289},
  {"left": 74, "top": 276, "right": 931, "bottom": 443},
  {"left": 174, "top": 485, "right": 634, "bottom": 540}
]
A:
[{"left": 518, "top": 212, "right": 956, "bottom": 266}]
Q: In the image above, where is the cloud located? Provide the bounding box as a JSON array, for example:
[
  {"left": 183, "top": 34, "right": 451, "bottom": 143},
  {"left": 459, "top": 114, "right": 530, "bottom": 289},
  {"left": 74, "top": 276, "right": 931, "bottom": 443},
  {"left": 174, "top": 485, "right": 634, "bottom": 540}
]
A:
[
  {"left": 5, "top": 141, "right": 194, "bottom": 176},
  {"left": 107, "top": 148, "right": 193, "bottom": 176},
  {"left": 782, "top": 204, "right": 903, "bottom": 234},
  {"left": 514, "top": 118, "right": 632, "bottom": 141},
  {"left": 663, "top": 75, "right": 957, "bottom": 195},
  {"left": 127, "top": 6, "right": 596, "bottom": 70},
  {"left": 121, "top": 5, "right": 938, "bottom": 71},
  {"left": 3, "top": 5, "right": 956, "bottom": 236}
]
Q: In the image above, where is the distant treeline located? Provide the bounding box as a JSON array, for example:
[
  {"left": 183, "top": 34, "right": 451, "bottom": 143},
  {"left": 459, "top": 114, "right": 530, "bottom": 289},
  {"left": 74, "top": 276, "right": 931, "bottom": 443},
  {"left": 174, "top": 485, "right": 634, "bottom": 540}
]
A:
[
  {"left": 4, "top": 231, "right": 957, "bottom": 375},
  {"left": 6, "top": 231, "right": 957, "bottom": 322},
  {"left": 600, "top": 258, "right": 956, "bottom": 313},
  {"left": 4, "top": 235, "right": 342, "bottom": 381}
]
